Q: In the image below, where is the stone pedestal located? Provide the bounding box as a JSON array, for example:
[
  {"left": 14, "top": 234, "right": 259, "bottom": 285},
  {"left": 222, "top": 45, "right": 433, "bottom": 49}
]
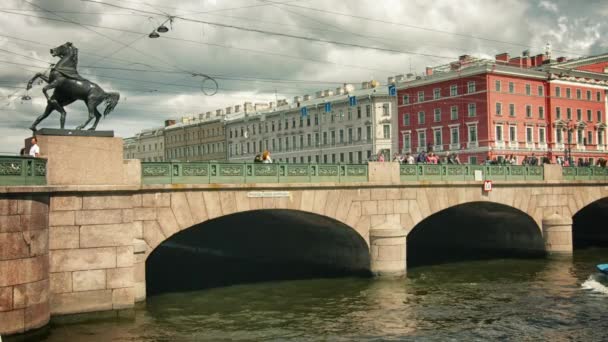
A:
[
  {"left": 369, "top": 223, "right": 407, "bottom": 277},
  {"left": 542, "top": 213, "right": 573, "bottom": 254},
  {"left": 26, "top": 134, "right": 139, "bottom": 186}
]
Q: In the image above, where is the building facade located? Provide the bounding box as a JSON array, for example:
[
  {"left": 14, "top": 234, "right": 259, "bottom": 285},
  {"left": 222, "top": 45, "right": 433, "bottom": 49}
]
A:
[
  {"left": 397, "top": 53, "right": 608, "bottom": 165},
  {"left": 123, "top": 127, "right": 165, "bottom": 162},
  {"left": 164, "top": 112, "right": 227, "bottom": 162},
  {"left": 225, "top": 83, "right": 397, "bottom": 164}
]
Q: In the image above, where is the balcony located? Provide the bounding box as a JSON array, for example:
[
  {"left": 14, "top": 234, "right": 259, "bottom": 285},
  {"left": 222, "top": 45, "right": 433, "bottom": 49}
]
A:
[
  {"left": 416, "top": 146, "right": 426, "bottom": 152},
  {"left": 576, "top": 144, "right": 586, "bottom": 151},
  {"left": 494, "top": 141, "right": 505, "bottom": 149},
  {"left": 449, "top": 143, "right": 460, "bottom": 150},
  {"left": 537, "top": 143, "right": 548, "bottom": 151},
  {"left": 508, "top": 141, "right": 519, "bottom": 149},
  {"left": 433, "top": 145, "right": 443, "bottom": 151},
  {"left": 555, "top": 143, "right": 565, "bottom": 150},
  {"left": 467, "top": 141, "right": 478, "bottom": 149}
]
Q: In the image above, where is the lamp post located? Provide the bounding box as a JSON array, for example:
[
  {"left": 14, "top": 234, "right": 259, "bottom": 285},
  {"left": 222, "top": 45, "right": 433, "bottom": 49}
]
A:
[{"left": 563, "top": 120, "right": 573, "bottom": 166}]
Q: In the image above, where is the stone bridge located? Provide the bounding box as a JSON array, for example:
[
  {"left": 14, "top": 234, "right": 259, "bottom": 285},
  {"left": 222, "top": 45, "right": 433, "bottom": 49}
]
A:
[{"left": 1, "top": 135, "right": 608, "bottom": 336}]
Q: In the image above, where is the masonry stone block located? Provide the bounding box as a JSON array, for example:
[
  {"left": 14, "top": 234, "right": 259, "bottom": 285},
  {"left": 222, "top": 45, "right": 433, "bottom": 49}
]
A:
[
  {"left": 24, "top": 301, "right": 49, "bottom": 331},
  {"left": 0, "top": 232, "right": 30, "bottom": 260},
  {"left": 143, "top": 221, "right": 165, "bottom": 251},
  {"left": 50, "top": 196, "right": 82, "bottom": 211},
  {"left": 72, "top": 270, "right": 106, "bottom": 292},
  {"left": 371, "top": 189, "right": 387, "bottom": 201},
  {"left": 117, "top": 246, "right": 134, "bottom": 268},
  {"left": 185, "top": 192, "right": 208, "bottom": 223},
  {"left": 171, "top": 192, "right": 194, "bottom": 228},
  {"left": 49, "top": 226, "right": 79, "bottom": 250},
  {"left": 50, "top": 248, "right": 116, "bottom": 273},
  {"left": 50, "top": 289, "right": 113, "bottom": 315},
  {"left": 82, "top": 195, "right": 133, "bottom": 210},
  {"left": 369, "top": 224, "right": 407, "bottom": 277},
  {"left": 142, "top": 192, "right": 170, "bottom": 208},
  {"left": 312, "top": 191, "right": 328, "bottom": 215},
  {"left": 0, "top": 309, "right": 25, "bottom": 335},
  {"left": 27, "top": 229, "right": 48, "bottom": 257},
  {"left": 0, "top": 215, "right": 24, "bottom": 233},
  {"left": 0, "top": 255, "right": 47, "bottom": 287},
  {"left": 112, "top": 287, "right": 134, "bottom": 309},
  {"left": 219, "top": 192, "right": 237, "bottom": 216},
  {"left": 0, "top": 286, "right": 12, "bottom": 311},
  {"left": 134, "top": 207, "right": 156, "bottom": 221},
  {"left": 132, "top": 194, "right": 142, "bottom": 208},
  {"left": 0, "top": 199, "right": 18, "bottom": 215},
  {"left": 122, "top": 209, "right": 134, "bottom": 223},
  {"left": 299, "top": 190, "right": 315, "bottom": 212},
  {"left": 48, "top": 211, "right": 75, "bottom": 227},
  {"left": 80, "top": 223, "right": 133, "bottom": 248},
  {"left": 75, "top": 209, "right": 123, "bottom": 225},
  {"left": 361, "top": 201, "right": 378, "bottom": 216},
  {"left": 377, "top": 200, "right": 394, "bottom": 215},
  {"left": 107, "top": 267, "right": 133, "bottom": 289},
  {"left": 157, "top": 207, "right": 180, "bottom": 237},
  {"left": 49, "top": 272, "right": 72, "bottom": 294}
]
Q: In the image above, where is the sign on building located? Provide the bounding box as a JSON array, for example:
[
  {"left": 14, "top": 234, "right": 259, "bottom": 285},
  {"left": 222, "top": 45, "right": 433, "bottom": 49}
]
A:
[
  {"left": 300, "top": 107, "right": 308, "bottom": 117},
  {"left": 388, "top": 84, "right": 396, "bottom": 97},
  {"left": 348, "top": 96, "right": 357, "bottom": 106},
  {"left": 325, "top": 102, "right": 332, "bottom": 113}
]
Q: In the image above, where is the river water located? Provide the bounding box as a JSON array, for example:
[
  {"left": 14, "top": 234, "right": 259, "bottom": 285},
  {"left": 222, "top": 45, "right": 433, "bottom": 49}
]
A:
[{"left": 10, "top": 248, "right": 608, "bottom": 341}]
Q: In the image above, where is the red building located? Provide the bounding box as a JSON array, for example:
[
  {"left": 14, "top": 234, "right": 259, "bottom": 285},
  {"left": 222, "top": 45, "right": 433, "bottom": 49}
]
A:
[{"left": 396, "top": 53, "right": 608, "bottom": 165}]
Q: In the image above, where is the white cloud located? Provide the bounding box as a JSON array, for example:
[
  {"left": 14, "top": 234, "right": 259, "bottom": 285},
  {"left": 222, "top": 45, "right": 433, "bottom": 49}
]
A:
[{"left": 539, "top": 0, "right": 559, "bottom": 13}]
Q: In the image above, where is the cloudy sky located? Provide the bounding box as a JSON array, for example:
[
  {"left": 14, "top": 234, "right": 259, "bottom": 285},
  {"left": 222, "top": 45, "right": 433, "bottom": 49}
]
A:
[{"left": 1, "top": 0, "right": 607, "bottom": 153}]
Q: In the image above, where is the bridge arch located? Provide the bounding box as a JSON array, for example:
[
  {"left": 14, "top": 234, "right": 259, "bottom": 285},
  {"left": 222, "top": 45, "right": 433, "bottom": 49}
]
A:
[
  {"left": 136, "top": 190, "right": 369, "bottom": 296},
  {"left": 406, "top": 201, "right": 545, "bottom": 268},
  {"left": 572, "top": 196, "right": 608, "bottom": 249}
]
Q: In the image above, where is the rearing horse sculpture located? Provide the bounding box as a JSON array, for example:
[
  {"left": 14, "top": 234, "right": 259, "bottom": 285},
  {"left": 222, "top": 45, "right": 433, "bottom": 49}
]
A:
[{"left": 26, "top": 42, "right": 120, "bottom": 131}]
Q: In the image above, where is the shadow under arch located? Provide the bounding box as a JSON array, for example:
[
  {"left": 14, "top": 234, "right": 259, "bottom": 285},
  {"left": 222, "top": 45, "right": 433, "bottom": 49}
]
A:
[
  {"left": 407, "top": 201, "right": 545, "bottom": 268},
  {"left": 146, "top": 209, "right": 371, "bottom": 296},
  {"left": 573, "top": 197, "right": 608, "bottom": 249}
]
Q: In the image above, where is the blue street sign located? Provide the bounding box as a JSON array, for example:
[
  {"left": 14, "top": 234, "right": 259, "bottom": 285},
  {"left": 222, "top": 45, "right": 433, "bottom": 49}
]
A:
[
  {"left": 388, "top": 84, "right": 397, "bottom": 96},
  {"left": 324, "top": 102, "right": 332, "bottom": 113},
  {"left": 348, "top": 96, "right": 357, "bottom": 106},
  {"left": 300, "top": 106, "right": 308, "bottom": 117}
]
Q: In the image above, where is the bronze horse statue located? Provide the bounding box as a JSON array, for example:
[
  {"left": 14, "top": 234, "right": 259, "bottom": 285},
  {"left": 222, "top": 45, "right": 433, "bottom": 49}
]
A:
[{"left": 26, "top": 42, "right": 120, "bottom": 131}]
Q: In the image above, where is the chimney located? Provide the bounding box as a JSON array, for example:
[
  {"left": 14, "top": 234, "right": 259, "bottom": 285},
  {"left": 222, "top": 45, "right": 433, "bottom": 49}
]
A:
[
  {"left": 198, "top": 113, "right": 204, "bottom": 120},
  {"left": 325, "top": 89, "right": 334, "bottom": 97},
  {"left": 293, "top": 96, "right": 302, "bottom": 103},
  {"left": 234, "top": 104, "right": 241, "bottom": 113},
  {"left": 206, "top": 111, "right": 211, "bottom": 118},
  {"left": 387, "top": 76, "right": 396, "bottom": 84},
  {"left": 406, "top": 73, "right": 414, "bottom": 79},
  {"left": 361, "top": 81, "right": 370, "bottom": 89},
  {"left": 395, "top": 74, "right": 405, "bottom": 82},
  {"left": 254, "top": 102, "right": 269, "bottom": 112},
  {"left": 277, "top": 99, "right": 288, "bottom": 107},
  {"left": 509, "top": 56, "right": 522, "bottom": 67},
  {"left": 303, "top": 94, "right": 311, "bottom": 101},
  {"left": 315, "top": 90, "right": 324, "bottom": 98},
  {"left": 459, "top": 54, "right": 472, "bottom": 62},
  {"left": 216, "top": 109, "right": 224, "bottom": 117},
  {"left": 268, "top": 101, "right": 275, "bottom": 109},
  {"left": 535, "top": 54, "right": 545, "bottom": 66},
  {"left": 244, "top": 102, "right": 253, "bottom": 113},
  {"left": 225, "top": 107, "right": 232, "bottom": 115},
  {"left": 164, "top": 119, "right": 176, "bottom": 127},
  {"left": 495, "top": 53, "right": 509, "bottom": 63},
  {"left": 336, "top": 87, "right": 345, "bottom": 95},
  {"left": 557, "top": 56, "right": 567, "bottom": 63},
  {"left": 425, "top": 67, "right": 433, "bottom": 76}
]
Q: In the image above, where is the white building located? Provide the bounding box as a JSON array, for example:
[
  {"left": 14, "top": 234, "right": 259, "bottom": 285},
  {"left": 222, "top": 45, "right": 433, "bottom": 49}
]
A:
[
  {"left": 123, "top": 127, "right": 165, "bottom": 162},
  {"left": 225, "top": 82, "right": 397, "bottom": 164}
]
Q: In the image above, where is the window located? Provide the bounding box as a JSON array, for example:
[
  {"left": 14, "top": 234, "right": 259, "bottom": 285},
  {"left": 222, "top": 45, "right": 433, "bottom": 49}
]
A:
[
  {"left": 292, "top": 118, "right": 296, "bottom": 128},
  {"left": 555, "top": 87, "right": 561, "bottom": 97},
  {"left": 403, "top": 133, "right": 411, "bottom": 151},
  {"left": 322, "top": 132, "right": 327, "bottom": 145},
  {"left": 340, "top": 153, "right": 344, "bottom": 163},
  {"left": 348, "top": 152, "right": 353, "bottom": 163},
  {"left": 382, "top": 105, "right": 389, "bottom": 116},
  {"left": 577, "top": 129, "right": 583, "bottom": 144},
  {"left": 576, "top": 89, "right": 581, "bottom": 100},
  {"left": 468, "top": 125, "right": 477, "bottom": 142},
  {"left": 418, "top": 111, "right": 425, "bottom": 124},
  {"left": 467, "top": 81, "right": 476, "bottom": 93},
  {"left": 538, "top": 85, "right": 544, "bottom": 96},
  {"left": 567, "top": 108, "right": 572, "bottom": 120},
  {"left": 332, "top": 154, "right": 336, "bottom": 163},
  {"left": 597, "top": 91, "right": 602, "bottom": 102},
  {"left": 418, "top": 131, "right": 426, "bottom": 149},
  {"left": 556, "top": 129, "right": 563, "bottom": 143},
  {"left": 450, "top": 84, "right": 457, "bottom": 96},
  {"left": 330, "top": 131, "right": 335, "bottom": 145},
  {"left": 496, "top": 102, "right": 502, "bottom": 116},
  {"left": 556, "top": 107, "right": 561, "bottom": 120},
  {"left": 339, "top": 130, "right": 344, "bottom": 143},
  {"left": 418, "top": 91, "right": 425, "bottom": 102},
  {"left": 366, "top": 105, "right": 371, "bottom": 117},
  {"left": 278, "top": 139, "right": 282, "bottom": 152},
  {"left": 278, "top": 121, "right": 282, "bottom": 131},
  {"left": 357, "top": 127, "right": 362, "bottom": 141},
  {"left": 403, "top": 113, "right": 410, "bottom": 126},
  {"left": 357, "top": 106, "right": 362, "bottom": 118},
  {"left": 450, "top": 127, "right": 459, "bottom": 144},
  {"left": 271, "top": 121, "right": 275, "bottom": 132},
  {"left": 576, "top": 109, "right": 582, "bottom": 121},
  {"left": 586, "top": 90, "right": 591, "bottom": 101},
  {"left": 434, "top": 129, "right": 442, "bottom": 146},
  {"left": 526, "top": 105, "right": 532, "bottom": 118},
  {"left": 587, "top": 109, "right": 592, "bottom": 122},
  {"left": 314, "top": 114, "right": 319, "bottom": 125},
  {"left": 598, "top": 110, "right": 603, "bottom": 122},
  {"left": 509, "top": 103, "right": 515, "bottom": 117},
  {"left": 495, "top": 125, "right": 503, "bottom": 141},
  {"left": 566, "top": 88, "right": 571, "bottom": 99},
  {"left": 347, "top": 109, "right": 352, "bottom": 121},
  {"left": 468, "top": 103, "right": 476, "bottom": 117},
  {"left": 433, "top": 88, "right": 441, "bottom": 99},
  {"left": 307, "top": 116, "right": 311, "bottom": 126},
  {"left": 508, "top": 82, "right": 514, "bottom": 93},
  {"left": 599, "top": 130, "right": 604, "bottom": 145},
  {"left": 357, "top": 151, "right": 362, "bottom": 163},
  {"left": 509, "top": 126, "right": 516, "bottom": 141},
  {"left": 495, "top": 80, "right": 501, "bottom": 92},
  {"left": 525, "top": 84, "right": 531, "bottom": 95},
  {"left": 383, "top": 125, "right": 391, "bottom": 139},
  {"left": 307, "top": 134, "right": 312, "bottom": 146},
  {"left": 469, "top": 156, "right": 478, "bottom": 165},
  {"left": 539, "top": 106, "right": 544, "bottom": 119},
  {"left": 366, "top": 126, "right": 372, "bottom": 141},
  {"left": 434, "top": 108, "right": 441, "bottom": 122},
  {"left": 526, "top": 127, "right": 533, "bottom": 143},
  {"left": 285, "top": 137, "right": 289, "bottom": 151},
  {"left": 539, "top": 127, "right": 546, "bottom": 144},
  {"left": 348, "top": 129, "right": 352, "bottom": 143},
  {"left": 587, "top": 131, "right": 593, "bottom": 145},
  {"left": 300, "top": 135, "right": 305, "bottom": 148},
  {"left": 450, "top": 106, "right": 458, "bottom": 120},
  {"left": 403, "top": 94, "right": 410, "bottom": 105},
  {"left": 339, "top": 110, "right": 344, "bottom": 120}
]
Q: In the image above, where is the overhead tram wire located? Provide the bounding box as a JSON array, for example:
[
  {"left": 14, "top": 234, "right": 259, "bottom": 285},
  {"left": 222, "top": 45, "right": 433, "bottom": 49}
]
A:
[
  {"left": 0, "top": 10, "right": 401, "bottom": 74},
  {"left": 260, "top": 1, "right": 584, "bottom": 57},
  {"left": 81, "top": 0, "right": 457, "bottom": 60}
]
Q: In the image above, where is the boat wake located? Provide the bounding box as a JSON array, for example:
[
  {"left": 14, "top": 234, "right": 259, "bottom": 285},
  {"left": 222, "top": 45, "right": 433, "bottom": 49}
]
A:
[{"left": 581, "top": 274, "right": 608, "bottom": 295}]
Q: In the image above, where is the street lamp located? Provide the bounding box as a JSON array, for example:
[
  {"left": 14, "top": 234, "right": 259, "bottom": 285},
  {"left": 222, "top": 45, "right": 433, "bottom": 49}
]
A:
[{"left": 563, "top": 120, "right": 573, "bottom": 166}]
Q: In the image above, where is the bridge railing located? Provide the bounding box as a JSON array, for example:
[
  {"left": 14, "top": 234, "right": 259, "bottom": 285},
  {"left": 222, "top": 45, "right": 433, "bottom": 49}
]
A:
[
  {"left": 0, "top": 156, "right": 47, "bottom": 186},
  {"left": 141, "top": 162, "right": 369, "bottom": 184},
  {"left": 562, "top": 166, "right": 608, "bottom": 181},
  {"left": 399, "top": 164, "right": 545, "bottom": 181}
]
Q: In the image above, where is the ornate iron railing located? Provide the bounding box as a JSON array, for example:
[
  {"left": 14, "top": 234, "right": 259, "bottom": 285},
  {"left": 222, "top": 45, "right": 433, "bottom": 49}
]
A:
[
  {"left": 562, "top": 166, "right": 608, "bottom": 181},
  {"left": 0, "top": 156, "right": 47, "bottom": 185},
  {"left": 141, "top": 162, "right": 369, "bottom": 184},
  {"left": 399, "top": 164, "right": 545, "bottom": 181}
]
